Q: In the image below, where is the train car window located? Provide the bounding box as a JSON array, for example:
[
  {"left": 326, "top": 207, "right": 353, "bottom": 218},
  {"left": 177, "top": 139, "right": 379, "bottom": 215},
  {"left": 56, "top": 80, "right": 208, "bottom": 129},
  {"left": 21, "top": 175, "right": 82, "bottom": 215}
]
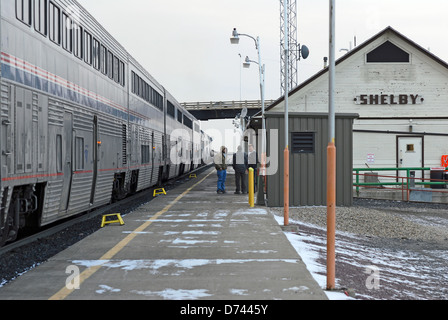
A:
[
  {"left": 62, "top": 13, "right": 72, "bottom": 52},
  {"left": 49, "top": 2, "right": 60, "bottom": 44},
  {"left": 177, "top": 110, "right": 183, "bottom": 123},
  {"left": 167, "top": 101, "right": 175, "bottom": 118},
  {"left": 131, "top": 71, "right": 135, "bottom": 93},
  {"left": 107, "top": 50, "right": 114, "bottom": 79},
  {"left": 84, "top": 31, "right": 92, "bottom": 65},
  {"left": 150, "top": 88, "right": 155, "bottom": 106},
  {"left": 141, "top": 145, "right": 150, "bottom": 164},
  {"left": 183, "top": 115, "right": 193, "bottom": 129},
  {"left": 134, "top": 74, "right": 138, "bottom": 95},
  {"left": 16, "top": 0, "right": 32, "bottom": 26},
  {"left": 113, "top": 56, "right": 119, "bottom": 83},
  {"left": 141, "top": 81, "right": 146, "bottom": 99},
  {"left": 100, "top": 45, "right": 107, "bottom": 75},
  {"left": 119, "top": 61, "right": 125, "bottom": 87},
  {"left": 73, "top": 22, "right": 83, "bottom": 59},
  {"left": 75, "top": 137, "right": 85, "bottom": 170},
  {"left": 158, "top": 94, "right": 163, "bottom": 110},
  {"left": 92, "top": 38, "right": 100, "bottom": 70},
  {"left": 139, "top": 77, "right": 144, "bottom": 97},
  {"left": 34, "top": 0, "right": 47, "bottom": 35},
  {"left": 146, "top": 83, "right": 150, "bottom": 102},
  {"left": 56, "top": 134, "right": 62, "bottom": 173}
]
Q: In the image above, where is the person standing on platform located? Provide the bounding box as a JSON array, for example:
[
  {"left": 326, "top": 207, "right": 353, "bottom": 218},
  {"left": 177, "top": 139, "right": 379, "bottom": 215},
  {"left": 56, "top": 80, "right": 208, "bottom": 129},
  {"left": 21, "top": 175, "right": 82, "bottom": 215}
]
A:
[
  {"left": 248, "top": 144, "right": 259, "bottom": 192},
  {"left": 232, "top": 145, "right": 248, "bottom": 194},
  {"left": 214, "top": 146, "right": 228, "bottom": 194}
]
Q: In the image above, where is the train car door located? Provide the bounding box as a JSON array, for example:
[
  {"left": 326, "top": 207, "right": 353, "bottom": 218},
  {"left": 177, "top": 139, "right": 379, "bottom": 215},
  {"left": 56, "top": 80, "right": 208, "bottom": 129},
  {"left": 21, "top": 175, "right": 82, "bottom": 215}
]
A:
[
  {"left": 397, "top": 136, "right": 423, "bottom": 180},
  {"left": 59, "top": 112, "right": 73, "bottom": 212},
  {"left": 150, "top": 131, "right": 155, "bottom": 184},
  {"left": 90, "top": 116, "right": 98, "bottom": 204}
]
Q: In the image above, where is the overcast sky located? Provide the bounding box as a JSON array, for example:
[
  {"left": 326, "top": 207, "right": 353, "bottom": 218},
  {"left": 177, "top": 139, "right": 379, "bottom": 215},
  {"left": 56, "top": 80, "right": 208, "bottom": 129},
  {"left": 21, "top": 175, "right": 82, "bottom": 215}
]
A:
[
  {"left": 77, "top": 0, "right": 448, "bottom": 103},
  {"left": 77, "top": 0, "right": 448, "bottom": 151}
]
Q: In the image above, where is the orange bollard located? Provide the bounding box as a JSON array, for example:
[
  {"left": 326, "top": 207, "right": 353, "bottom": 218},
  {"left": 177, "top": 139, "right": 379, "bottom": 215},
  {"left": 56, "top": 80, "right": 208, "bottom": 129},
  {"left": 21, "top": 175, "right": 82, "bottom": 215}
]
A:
[
  {"left": 326, "top": 141, "right": 336, "bottom": 290},
  {"left": 284, "top": 147, "right": 290, "bottom": 226}
]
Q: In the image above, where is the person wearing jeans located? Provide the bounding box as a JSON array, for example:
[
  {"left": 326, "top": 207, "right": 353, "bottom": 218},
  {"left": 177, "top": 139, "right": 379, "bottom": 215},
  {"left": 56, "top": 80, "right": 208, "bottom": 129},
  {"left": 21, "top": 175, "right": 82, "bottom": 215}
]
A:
[{"left": 214, "top": 146, "right": 228, "bottom": 194}]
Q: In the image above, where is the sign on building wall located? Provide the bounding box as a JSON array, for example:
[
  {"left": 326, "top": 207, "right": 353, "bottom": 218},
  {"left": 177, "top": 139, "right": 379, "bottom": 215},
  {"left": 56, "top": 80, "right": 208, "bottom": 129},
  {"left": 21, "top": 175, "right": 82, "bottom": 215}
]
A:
[{"left": 354, "top": 94, "right": 424, "bottom": 105}]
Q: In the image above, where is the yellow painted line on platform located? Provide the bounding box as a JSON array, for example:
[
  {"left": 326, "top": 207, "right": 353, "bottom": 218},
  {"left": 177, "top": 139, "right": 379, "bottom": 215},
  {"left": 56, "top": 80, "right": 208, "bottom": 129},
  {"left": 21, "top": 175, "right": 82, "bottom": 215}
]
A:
[{"left": 49, "top": 170, "right": 214, "bottom": 300}]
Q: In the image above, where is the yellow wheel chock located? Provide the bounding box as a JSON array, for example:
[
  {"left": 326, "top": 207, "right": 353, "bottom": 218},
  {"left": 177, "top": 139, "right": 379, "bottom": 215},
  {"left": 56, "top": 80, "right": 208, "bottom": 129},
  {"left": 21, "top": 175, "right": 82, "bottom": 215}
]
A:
[
  {"left": 153, "top": 188, "right": 167, "bottom": 197},
  {"left": 101, "top": 213, "right": 125, "bottom": 228},
  {"left": 189, "top": 174, "right": 197, "bottom": 178}
]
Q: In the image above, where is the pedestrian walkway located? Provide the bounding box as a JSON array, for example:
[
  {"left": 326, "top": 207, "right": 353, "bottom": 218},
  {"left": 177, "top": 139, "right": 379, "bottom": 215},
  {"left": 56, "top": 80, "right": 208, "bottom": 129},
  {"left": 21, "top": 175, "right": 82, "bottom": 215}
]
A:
[{"left": 0, "top": 167, "right": 327, "bottom": 300}]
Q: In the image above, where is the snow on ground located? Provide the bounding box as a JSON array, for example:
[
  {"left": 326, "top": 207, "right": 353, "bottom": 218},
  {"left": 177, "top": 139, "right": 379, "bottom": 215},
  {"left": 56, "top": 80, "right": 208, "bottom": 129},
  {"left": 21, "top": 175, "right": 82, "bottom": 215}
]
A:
[{"left": 273, "top": 215, "right": 448, "bottom": 300}]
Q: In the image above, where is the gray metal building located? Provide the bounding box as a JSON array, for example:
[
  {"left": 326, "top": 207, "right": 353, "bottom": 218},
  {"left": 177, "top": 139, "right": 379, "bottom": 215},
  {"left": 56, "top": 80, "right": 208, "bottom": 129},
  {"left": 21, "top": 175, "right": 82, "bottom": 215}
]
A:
[{"left": 263, "top": 112, "right": 358, "bottom": 207}]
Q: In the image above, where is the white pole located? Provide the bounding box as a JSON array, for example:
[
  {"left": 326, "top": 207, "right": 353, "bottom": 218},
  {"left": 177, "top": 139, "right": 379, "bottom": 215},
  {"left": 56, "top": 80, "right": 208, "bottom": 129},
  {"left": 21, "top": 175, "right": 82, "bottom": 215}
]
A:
[
  {"left": 327, "top": 0, "right": 336, "bottom": 291},
  {"left": 283, "top": 0, "right": 290, "bottom": 226}
]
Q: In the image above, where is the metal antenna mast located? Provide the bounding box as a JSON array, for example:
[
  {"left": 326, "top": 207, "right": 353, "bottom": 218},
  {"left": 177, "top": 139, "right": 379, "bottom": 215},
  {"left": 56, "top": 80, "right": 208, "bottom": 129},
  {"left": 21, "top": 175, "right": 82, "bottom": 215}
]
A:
[{"left": 280, "top": 0, "right": 298, "bottom": 95}]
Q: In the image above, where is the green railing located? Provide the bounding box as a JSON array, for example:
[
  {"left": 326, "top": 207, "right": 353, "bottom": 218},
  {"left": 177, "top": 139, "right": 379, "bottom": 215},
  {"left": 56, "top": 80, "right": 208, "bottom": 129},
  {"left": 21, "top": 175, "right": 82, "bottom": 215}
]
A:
[{"left": 353, "top": 167, "right": 448, "bottom": 195}]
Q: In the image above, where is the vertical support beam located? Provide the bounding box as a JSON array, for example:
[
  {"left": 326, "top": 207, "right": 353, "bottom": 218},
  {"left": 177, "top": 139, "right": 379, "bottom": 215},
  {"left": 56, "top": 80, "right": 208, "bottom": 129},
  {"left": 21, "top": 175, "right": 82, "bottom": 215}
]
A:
[
  {"left": 327, "top": 0, "right": 336, "bottom": 291},
  {"left": 283, "top": 0, "right": 290, "bottom": 226}
]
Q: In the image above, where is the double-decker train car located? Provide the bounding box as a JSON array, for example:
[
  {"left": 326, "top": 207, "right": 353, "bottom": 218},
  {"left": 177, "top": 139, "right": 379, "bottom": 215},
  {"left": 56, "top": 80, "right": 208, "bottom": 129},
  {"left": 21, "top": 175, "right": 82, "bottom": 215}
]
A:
[{"left": 0, "top": 0, "right": 212, "bottom": 246}]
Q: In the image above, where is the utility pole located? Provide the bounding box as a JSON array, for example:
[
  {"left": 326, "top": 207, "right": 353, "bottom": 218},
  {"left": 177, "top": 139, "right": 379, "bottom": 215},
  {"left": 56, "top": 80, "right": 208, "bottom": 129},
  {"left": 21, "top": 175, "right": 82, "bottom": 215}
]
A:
[
  {"left": 283, "top": 0, "right": 290, "bottom": 226},
  {"left": 327, "top": 0, "right": 336, "bottom": 291}
]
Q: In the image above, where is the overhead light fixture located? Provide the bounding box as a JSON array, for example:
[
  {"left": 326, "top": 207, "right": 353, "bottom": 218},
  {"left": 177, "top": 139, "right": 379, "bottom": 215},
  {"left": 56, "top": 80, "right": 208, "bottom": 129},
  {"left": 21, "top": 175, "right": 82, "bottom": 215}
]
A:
[{"left": 230, "top": 28, "right": 240, "bottom": 44}]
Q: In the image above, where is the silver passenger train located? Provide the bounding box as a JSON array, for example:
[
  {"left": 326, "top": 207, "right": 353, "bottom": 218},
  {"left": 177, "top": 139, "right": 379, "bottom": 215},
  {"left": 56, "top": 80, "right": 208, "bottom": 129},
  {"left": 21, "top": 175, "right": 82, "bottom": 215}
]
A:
[{"left": 0, "top": 0, "right": 213, "bottom": 246}]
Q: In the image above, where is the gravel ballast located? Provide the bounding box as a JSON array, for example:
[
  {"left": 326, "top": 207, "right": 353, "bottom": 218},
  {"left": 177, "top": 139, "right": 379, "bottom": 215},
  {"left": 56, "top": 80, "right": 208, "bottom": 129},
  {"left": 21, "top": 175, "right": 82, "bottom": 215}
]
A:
[{"left": 271, "top": 198, "right": 448, "bottom": 244}]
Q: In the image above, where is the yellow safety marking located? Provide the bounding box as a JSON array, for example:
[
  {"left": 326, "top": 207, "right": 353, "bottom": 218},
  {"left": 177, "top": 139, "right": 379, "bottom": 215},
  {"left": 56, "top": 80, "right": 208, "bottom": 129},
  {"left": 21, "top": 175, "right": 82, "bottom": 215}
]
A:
[
  {"left": 101, "top": 213, "right": 125, "bottom": 228},
  {"left": 153, "top": 188, "right": 167, "bottom": 197},
  {"left": 49, "top": 170, "right": 212, "bottom": 300}
]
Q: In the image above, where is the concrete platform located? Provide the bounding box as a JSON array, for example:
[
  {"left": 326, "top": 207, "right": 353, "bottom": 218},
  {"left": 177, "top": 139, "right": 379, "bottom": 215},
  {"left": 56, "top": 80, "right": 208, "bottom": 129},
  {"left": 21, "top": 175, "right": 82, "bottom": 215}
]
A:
[{"left": 0, "top": 167, "right": 327, "bottom": 300}]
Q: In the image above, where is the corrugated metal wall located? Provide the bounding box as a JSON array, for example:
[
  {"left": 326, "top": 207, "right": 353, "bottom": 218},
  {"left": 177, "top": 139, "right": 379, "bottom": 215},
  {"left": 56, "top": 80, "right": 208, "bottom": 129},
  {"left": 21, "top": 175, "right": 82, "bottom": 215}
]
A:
[{"left": 265, "top": 112, "right": 357, "bottom": 207}]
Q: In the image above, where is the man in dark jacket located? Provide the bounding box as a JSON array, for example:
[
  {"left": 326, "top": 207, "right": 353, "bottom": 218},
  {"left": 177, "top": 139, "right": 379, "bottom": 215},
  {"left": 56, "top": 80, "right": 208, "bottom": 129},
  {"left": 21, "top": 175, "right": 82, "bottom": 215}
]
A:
[
  {"left": 232, "top": 145, "right": 248, "bottom": 194},
  {"left": 214, "top": 146, "right": 228, "bottom": 194}
]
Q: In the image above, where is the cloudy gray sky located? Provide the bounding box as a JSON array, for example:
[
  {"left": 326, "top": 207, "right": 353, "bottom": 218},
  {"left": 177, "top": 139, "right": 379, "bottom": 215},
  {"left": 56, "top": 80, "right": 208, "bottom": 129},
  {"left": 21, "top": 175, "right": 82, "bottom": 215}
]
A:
[
  {"left": 77, "top": 0, "right": 448, "bottom": 103},
  {"left": 77, "top": 0, "right": 448, "bottom": 151}
]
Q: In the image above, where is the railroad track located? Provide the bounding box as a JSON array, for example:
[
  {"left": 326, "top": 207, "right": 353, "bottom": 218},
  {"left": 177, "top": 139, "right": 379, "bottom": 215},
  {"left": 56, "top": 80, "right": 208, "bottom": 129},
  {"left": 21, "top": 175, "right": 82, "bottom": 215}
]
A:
[{"left": 0, "top": 165, "right": 213, "bottom": 257}]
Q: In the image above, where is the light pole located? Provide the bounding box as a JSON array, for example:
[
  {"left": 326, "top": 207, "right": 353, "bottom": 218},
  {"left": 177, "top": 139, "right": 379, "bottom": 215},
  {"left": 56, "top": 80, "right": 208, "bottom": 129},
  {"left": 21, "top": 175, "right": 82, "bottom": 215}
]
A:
[
  {"left": 231, "top": 28, "right": 267, "bottom": 200},
  {"left": 327, "top": 0, "right": 337, "bottom": 291},
  {"left": 283, "top": 0, "right": 290, "bottom": 226}
]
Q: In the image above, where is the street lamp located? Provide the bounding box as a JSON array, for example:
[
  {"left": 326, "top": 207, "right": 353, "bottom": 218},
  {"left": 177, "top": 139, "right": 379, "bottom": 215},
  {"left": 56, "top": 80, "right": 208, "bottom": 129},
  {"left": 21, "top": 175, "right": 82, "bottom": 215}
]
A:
[
  {"left": 243, "top": 56, "right": 252, "bottom": 69},
  {"left": 230, "top": 28, "right": 267, "bottom": 200}
]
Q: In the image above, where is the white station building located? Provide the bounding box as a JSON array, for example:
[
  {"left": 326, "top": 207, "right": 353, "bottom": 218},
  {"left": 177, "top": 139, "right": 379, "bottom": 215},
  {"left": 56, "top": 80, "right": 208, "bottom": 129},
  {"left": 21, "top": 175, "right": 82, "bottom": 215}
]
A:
[{"left": 268, "top": 26, "right": 448, "bottom": 184}]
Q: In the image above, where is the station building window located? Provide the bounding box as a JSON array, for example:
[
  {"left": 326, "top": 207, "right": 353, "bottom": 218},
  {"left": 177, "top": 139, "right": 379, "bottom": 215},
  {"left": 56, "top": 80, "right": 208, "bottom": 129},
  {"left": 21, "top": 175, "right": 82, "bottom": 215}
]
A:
[{"left": 366, "top": 41, "right": 410, "bottom": 63}]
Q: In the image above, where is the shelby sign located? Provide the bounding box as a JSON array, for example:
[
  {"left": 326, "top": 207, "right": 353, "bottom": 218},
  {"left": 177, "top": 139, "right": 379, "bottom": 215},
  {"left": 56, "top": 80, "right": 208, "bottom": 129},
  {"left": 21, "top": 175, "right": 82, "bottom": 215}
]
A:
[{"left": 355, "top": 94, "right": 424, "bottom": 105}]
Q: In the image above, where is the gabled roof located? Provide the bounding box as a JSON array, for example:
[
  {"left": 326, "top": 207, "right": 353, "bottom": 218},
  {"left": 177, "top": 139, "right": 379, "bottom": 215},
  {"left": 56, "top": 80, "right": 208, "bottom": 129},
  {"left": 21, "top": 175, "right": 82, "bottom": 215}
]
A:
[{"left": 267, "top": 26, "right": 448, "bottom": 111}]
